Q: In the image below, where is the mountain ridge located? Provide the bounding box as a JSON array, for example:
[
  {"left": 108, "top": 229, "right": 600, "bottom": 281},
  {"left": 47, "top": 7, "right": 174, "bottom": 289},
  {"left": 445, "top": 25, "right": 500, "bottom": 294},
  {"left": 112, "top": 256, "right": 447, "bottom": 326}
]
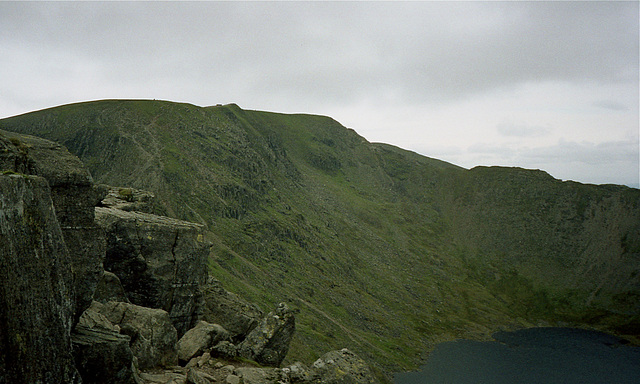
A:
[{"left": 1, "top": 99, "right": 638, "bottom": 375}]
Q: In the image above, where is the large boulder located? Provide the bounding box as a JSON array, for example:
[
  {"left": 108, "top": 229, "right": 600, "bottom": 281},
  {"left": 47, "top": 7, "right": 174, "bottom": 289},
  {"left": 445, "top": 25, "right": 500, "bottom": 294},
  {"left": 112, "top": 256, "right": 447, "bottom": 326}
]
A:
[
  {"left": 91, "top": 301, "right": 178, "bottom": 369},
  {"left": 0, "top": 173, "right": 80, "bottom": 383},
  {"left": 177, "top": 320, "right": 230, "bottom": 363},
  {"left": 96, "top": 207, "right": 209, "bottom": 336},
  {"left": 203, "top": 277, "right": 264, "bottom": 341},
  {"left": 307, "top": 349, "right": 379, "bottom": 384},
  {"left": 72, "top": 325, "right": 136, "bottom": 384},
  {"left": 238, "top": 303, "right": 296, "bottom": 367},
  {"left": 73, "top": 306, "right": 138, "bottom": 384}
]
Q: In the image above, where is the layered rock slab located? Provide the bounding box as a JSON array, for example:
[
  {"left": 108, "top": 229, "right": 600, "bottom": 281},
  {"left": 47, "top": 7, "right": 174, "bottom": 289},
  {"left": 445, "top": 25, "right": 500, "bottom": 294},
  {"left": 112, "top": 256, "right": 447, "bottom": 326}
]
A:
[
  {"left": 72, "top": 326, "right": 136, "bottom": 384},
  {"left": 90, "top": 301, "right": 179, "bottom": 370},
  {"left": 96, "top": 207, "right": 209, "bottom": 336}
]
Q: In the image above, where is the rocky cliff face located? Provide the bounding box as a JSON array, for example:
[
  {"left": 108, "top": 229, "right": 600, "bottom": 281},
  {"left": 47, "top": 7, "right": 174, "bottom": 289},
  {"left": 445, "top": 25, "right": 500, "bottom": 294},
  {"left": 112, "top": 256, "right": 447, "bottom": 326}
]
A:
[
  {"left": 95, "top": 206, "right": 209, "bottom": 336},
  {"left": 441, "top": 166, "right": 640, "bottom": 321},
  {"left": 0, "top": 129, "right": 105, "bottom": 326},
  {"left": 0, "top": 130, "right": 86, "bottom": 382},
  {"left": 0, "top": 173, "right": 80, "bottom": 383},
  {"left": 0, "top": 129, "right": 378, "bottom": 383}
]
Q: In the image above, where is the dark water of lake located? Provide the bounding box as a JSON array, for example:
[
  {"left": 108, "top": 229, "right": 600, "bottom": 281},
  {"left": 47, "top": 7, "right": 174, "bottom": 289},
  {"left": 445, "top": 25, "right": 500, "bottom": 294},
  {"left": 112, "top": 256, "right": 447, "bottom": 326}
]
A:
[{"left": 394, "top": 327, "right": 640, "bottom": 384}]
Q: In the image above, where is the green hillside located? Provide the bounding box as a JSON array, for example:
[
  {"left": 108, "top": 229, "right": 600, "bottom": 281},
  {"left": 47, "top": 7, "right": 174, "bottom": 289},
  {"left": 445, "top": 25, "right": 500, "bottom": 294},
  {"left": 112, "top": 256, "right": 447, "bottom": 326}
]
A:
[{"left": 2, "top": 99, "right": 638, "bottom": 376}]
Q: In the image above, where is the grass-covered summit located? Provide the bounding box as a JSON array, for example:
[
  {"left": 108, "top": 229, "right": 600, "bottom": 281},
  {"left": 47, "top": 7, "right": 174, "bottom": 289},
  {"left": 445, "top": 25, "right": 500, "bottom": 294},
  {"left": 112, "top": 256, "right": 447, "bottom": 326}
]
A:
[{"left": 2, "top": 99, "right": 638, "bottom": 375}]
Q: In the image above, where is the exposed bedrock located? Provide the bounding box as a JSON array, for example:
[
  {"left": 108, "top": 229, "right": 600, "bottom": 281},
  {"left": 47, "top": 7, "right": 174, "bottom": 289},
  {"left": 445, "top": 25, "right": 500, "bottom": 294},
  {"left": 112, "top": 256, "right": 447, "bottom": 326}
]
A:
[
  {"left": 0, "top": 174, "right": 80, "bottom": 383},
  {"left": 1, "top": 129, "right": 105, "bottom": 326},
  {"left": 95, "top": 207, "right": 210, "bottom": 336}
]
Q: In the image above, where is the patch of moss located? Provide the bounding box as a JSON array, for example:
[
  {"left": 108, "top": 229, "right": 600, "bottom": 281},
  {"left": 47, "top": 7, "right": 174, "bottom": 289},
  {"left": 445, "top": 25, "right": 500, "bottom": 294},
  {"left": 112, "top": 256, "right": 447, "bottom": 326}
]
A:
[{"left": 117, "top": 187, "right": 134, "bottom": 201}]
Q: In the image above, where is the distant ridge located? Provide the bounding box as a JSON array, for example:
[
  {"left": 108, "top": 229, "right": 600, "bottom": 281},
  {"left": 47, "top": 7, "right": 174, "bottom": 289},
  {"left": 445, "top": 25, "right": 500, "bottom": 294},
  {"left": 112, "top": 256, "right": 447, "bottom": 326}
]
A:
[{"left": 2, "top": 99, "right": 638, "bottom": 373}]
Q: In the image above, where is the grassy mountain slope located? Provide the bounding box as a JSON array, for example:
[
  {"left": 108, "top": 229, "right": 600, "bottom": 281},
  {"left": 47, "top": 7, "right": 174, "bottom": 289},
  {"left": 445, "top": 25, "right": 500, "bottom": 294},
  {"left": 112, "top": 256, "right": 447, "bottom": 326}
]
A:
[{"left": 2, "top": 100, "right": 638, "bottom": 375}]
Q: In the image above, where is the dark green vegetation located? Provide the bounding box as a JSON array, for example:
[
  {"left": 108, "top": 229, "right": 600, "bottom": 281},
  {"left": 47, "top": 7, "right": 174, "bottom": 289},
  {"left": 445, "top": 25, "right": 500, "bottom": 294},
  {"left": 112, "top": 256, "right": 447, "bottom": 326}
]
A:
[{"left": 2, "top": 100, "right": 638, "bottom": 375}]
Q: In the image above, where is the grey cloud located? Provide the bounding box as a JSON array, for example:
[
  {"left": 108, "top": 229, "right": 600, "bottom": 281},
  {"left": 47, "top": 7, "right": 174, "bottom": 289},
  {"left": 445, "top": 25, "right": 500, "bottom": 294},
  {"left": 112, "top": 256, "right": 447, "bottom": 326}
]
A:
[
  {"left": 469, "top": 139, "right": 637, "bottom": 166},
  {"left": 496, "top": 121, "right": 550, "bottom": 138},
  {"left": 396, "top": 2, "right": 637, "bottom": 101},
  {"left": 0, "top": 1, "right": 637, "bottom": 187},
  {"left": 2, "top": 1, "right": 636, "bottom": 109},
  {"left": 593, "top": 100, "right": 630, "bottom": 112}
]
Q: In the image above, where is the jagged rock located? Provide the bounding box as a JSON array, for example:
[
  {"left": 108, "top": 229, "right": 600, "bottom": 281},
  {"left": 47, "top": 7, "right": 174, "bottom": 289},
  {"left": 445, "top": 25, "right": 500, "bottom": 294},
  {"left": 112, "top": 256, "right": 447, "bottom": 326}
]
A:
[
  {"left": 238, "top": 302, "right": 296, "bottom": 367},
  {"left": 98, "top": 184, "right": 158, "bottom": 214},
  {"left": 307, "top": 349, "right": 379, "bottom": 384},
  {"left": 94, "top": 270, "right": 131, "bottom": 303},
  {"left": 203, "top": 277, "right": 264, "bottom": 341},
  {"left": 96, "top": 207, "right": 209, "bottom": 336},
  {"left": 210, "top": 340, "right": 239, "bottom": 359},
  {"left": 0, "top": 172, "right": 80, "bottom": 383},
  {"left": 72, "top": 325, "right": 136, "bottom": 384},
  {"left": 177, "top": 320, "right": 230, "bottom": 363},
  {"left": 186, "top": 367, "right": 214, "bottom": 384},
  {"left": 78, "top": 305, "right": 121, "bottom": 333},
  {"left": 185, "top": 352, "right": 212, "bottom": 369},
  {"left": 225, "top": 374, "right": 241, "bottom": 384},
  {"left": 90, "top": 301, "right": 178, "bottom": 369},
  {"left": 0, "top": 129, "right": 105, "bottom": 326},
  {"left": 287, "top": 362, "right": 310, "bottom": 382}
]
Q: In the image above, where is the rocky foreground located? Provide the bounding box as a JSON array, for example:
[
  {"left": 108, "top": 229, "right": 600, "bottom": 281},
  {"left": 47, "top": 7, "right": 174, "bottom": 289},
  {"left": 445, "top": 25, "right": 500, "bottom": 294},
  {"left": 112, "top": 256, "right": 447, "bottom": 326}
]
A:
[{"left": 0, "top": 129, "right": 379, "bottom": 383}]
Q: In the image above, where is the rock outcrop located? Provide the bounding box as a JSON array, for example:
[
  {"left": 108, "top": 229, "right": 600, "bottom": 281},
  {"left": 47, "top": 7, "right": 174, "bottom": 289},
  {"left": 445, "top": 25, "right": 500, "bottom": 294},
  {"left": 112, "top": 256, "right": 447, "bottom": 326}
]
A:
[
  {"left": 0, "top": 129, "right": 379, "bottom": 384},
  {"left": 0, "top": 130, "right": 103, "bottom": 383},
  {"left": 96, "top": 207, "right": 209, "bottom": 336},
  {"left": 238, "top": 302, "right": 296, "bottom": 367},
  {"left": 0, "top": 129, "right": 105, "bottom": 326}
]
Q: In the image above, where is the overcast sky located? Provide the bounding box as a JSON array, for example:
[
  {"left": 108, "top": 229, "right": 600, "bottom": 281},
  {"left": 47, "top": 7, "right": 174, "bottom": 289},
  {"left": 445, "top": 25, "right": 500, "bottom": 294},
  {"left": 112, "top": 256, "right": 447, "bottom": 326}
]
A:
[{"left": 1, "top": 1, "right": 638, "bottom": 187}]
